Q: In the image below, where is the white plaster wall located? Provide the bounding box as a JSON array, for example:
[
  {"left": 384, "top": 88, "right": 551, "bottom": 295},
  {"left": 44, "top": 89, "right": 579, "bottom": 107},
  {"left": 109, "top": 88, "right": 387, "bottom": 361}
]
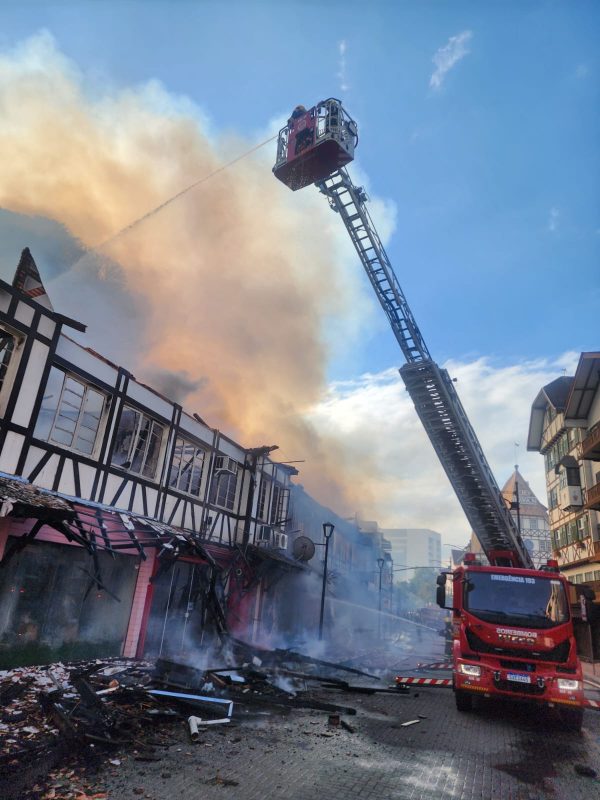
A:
[
  {"left": 11, "top": 339, "right": 49, "bottom": 428},
  {"left": 14, "top": 301, "right": 34, "bottom": 327},
  {"left": 58, "top": 458, "right": 76, "bottom": 496},
  {"left": 0, "top": 431, "right": 25, "bottom": 475},
  {"left": 56, "top": 336, "right": 118, "bottom": 387},
  {"left": 27, "top": 453, "right": 60, "bottom": 491},
  {"left": 78, "top": 463, "right": 96, "bottom": 498},
  {"left": 178, "top": 413, "right": 215, "bottom": 445},
  {"left": 38, "top": 316, "right": 56, "bottom": 339},
  {"left": 126, "top": 381, "right": 172, "bottom": 422}
]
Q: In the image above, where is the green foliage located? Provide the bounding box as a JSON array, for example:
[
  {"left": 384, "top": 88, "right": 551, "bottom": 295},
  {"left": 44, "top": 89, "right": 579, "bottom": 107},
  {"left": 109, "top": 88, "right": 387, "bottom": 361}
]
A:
[{"left": 407, "top": 568, "right": 436, "bottom": 606}]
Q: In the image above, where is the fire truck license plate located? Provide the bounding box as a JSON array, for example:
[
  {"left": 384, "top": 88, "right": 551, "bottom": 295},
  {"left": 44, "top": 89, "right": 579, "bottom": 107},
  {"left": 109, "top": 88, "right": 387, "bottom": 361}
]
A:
[{"left": 506, "top": 672, "right": 531, "bottom": 684}]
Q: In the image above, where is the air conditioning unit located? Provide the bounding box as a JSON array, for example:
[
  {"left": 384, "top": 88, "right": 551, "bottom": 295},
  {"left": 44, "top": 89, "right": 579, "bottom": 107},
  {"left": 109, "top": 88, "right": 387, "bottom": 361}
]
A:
[
  {"left": 272, "top": 533, "right": 288, "bottom": 550},
  {"left": 215, "top": 455, "right": 237, "bottom": 474},
  {"left": 257, "top": 525, "right": 271, "bottom": 543},
  {"left": 559, "top": 486, "right": 583, "bottom": 511}
]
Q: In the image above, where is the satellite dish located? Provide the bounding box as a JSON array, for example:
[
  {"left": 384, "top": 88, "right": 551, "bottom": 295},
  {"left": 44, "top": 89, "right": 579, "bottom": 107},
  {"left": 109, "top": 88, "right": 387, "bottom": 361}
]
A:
[{"left": 293, "top": 536, "right": 316, "bottom": 562}]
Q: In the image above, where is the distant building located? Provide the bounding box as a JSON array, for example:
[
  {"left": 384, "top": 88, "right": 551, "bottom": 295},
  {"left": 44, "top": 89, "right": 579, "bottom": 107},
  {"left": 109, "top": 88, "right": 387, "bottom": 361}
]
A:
[
  {"left": 527, "top": 353, "right": 600, "bottom": 588},
  {"left": 500, "top": 468, "right": 551, "bottom": 567},
  {"left": 377, "top": 527, "right": 442, "bottom": 582}
]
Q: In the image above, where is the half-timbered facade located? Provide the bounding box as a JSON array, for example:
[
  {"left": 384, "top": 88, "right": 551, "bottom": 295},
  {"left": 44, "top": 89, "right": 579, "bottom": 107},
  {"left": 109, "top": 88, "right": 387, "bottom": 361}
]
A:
[
  {"left": 0, "top": 249, "right": 300, "bottom": 666},
  {"left": 528, "top": 358, "right": 600, "bottom": 587}
]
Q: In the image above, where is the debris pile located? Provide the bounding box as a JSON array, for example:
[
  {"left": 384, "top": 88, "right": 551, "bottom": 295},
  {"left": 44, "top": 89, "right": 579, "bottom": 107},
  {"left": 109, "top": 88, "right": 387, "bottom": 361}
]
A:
[
  {"left": 0, "top": 640, "right": 408, "bottom": 797},
  {"left": 0, "top": 658, "right": 164, "bottom": 799}
]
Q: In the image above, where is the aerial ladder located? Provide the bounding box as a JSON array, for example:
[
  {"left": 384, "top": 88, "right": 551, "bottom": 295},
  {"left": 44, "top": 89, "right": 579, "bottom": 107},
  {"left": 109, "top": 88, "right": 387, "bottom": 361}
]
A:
[{"left": 273, "top": 98, "right": 533, "bottom": 570}]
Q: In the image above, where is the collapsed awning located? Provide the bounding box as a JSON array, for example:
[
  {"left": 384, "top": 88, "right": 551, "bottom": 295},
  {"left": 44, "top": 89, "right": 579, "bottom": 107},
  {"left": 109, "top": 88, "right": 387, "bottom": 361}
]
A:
[
  {"left": 0, "top": 473, "right": 217, "bottom": 569},
  {"left": 246, "top": 543, "right": 307, "bottom": 571},
  {"left": 0, "top": 474, "right": 75, "bottom": 522}
]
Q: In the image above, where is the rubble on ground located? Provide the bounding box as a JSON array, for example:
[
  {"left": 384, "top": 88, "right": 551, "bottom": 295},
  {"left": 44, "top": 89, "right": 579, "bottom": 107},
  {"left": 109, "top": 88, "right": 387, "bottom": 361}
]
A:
[{"left": 0, "top": 640, "right": 408, "bottom": 798}]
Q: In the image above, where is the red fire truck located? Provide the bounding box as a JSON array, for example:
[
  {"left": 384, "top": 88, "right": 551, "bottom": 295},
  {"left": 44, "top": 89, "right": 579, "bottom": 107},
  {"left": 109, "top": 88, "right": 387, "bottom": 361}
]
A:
[
  {"left": 437, "top": 553, "right": 584, "bottom": 729},
  {"left": 273, "top": 99, "right": 586, "bottom": 729}
]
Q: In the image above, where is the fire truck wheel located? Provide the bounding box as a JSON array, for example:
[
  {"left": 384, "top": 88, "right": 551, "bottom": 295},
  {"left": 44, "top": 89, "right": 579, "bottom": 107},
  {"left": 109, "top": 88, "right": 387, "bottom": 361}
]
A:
[
  {"left": 455, "top": 690, "right": 473, "bottom": 712},
  {"left": 559, "top": 706, "right": 584, "bottom": 732}
]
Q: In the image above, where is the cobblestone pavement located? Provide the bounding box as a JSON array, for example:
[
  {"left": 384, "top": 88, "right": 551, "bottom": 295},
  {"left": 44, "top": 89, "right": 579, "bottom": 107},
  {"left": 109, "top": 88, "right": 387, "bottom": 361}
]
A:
[{"left": 88, "top": 685, "right": 600, "bottom": 800}]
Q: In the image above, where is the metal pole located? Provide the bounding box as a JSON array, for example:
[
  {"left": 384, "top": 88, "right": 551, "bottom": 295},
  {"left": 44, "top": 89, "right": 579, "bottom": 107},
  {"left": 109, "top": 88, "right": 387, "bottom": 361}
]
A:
[
  {"left": 389, "top": 558, "right": 394, "bottom": 634},
  {"left": 514, "top": 465, "right": 522, "bottom": 537},
  {"left": 318, "top": 522, "right": 335, "bottom": 641},
  {"left": 377, "top": 557, "right": 384, "bottom": 639}
]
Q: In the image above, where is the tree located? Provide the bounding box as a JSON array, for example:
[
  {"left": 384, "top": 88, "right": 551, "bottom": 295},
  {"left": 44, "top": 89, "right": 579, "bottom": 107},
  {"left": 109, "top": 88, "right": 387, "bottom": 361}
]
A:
[{"left": 408, "top": 568, "right": 436, "bottom": 607}]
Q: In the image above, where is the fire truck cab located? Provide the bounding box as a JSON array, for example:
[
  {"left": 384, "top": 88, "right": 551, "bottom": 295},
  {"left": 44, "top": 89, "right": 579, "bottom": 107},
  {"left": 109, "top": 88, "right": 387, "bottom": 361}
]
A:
[
  {"left": 273, "top": 98, "right": 358, "bottom": 191},
  {"left": 437, "top": 555, "right": 585, "bottom": 730}
]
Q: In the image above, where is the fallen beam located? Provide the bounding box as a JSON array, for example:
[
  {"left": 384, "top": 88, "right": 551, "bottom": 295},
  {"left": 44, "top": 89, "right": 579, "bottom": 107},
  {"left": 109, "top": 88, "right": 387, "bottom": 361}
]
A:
[{"left": 147, "top": 689, "right": 233, "bottom": 718}]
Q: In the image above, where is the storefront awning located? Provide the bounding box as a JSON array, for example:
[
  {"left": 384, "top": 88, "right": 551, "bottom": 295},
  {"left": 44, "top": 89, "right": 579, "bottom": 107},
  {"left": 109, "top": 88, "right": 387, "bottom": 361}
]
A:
[{"left": 0, "top": 473, "right": 217, "bottom": 570}]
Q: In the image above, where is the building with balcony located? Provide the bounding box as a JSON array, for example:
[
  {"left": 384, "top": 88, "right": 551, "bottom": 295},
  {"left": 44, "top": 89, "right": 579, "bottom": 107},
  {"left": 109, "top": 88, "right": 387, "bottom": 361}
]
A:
[{"left": 527, "top": 353, "right": 600, "bottom": 587}]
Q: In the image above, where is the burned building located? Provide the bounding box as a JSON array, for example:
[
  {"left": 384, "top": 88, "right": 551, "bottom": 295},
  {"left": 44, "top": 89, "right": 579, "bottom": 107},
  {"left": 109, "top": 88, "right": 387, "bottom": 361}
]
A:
[{"left": 0, "top": 249, "right": 307, "bottom": 667}]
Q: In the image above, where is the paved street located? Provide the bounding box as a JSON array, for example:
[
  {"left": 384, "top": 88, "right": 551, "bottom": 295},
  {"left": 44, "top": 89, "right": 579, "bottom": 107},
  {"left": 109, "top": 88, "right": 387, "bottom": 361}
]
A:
[{"left": 85, "top": 679, "right": 600, "bottom": 800}]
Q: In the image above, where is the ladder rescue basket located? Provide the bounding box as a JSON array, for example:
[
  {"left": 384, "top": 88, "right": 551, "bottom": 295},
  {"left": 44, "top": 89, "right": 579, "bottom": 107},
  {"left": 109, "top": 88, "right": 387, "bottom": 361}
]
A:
[{"left": 273, "top": 98, "right": 358, "bottom": 191}]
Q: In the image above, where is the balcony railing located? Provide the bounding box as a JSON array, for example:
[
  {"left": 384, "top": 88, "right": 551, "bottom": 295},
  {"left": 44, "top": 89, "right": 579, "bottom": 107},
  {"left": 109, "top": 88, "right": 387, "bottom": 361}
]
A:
[
  {"left": 581, "top": 423, "right": 600, "bottom": 461},
  {"left": 585, "top": 481, "right": 600, "bottom": 511}
]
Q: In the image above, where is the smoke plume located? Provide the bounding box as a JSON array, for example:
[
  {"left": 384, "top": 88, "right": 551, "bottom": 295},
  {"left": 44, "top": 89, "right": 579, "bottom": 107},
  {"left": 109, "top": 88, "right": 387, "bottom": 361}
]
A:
[{"left": 0, "top": 32, "right": 377, "bottom": 513}]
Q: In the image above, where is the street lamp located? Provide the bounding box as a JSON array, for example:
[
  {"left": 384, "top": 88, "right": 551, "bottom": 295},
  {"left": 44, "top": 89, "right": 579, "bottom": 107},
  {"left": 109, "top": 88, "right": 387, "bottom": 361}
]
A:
[
  {"left": 318, "top": 522, "right": 335, "bottom": 641},
  {"left": 377, "top": 557, "right": 385, "bottom": 639},
  {"left": 389, "top": 556, "right": 394, "bottom": 618}
]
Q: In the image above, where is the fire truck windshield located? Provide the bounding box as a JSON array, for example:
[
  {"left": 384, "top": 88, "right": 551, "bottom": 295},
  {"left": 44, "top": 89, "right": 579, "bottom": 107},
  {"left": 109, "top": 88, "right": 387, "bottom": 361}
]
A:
[{"left": 464, "top": 572, "right": 569, "bottom": 629}]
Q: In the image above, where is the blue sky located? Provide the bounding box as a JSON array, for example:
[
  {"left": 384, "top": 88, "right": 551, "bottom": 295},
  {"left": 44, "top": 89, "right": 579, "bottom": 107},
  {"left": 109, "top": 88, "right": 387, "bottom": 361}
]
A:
[
  {"left": 2, "top": 0, "right": 598, "bottom": 378},
  {"left": 0, "top": 1, "right": 598, "bottom": 541}
]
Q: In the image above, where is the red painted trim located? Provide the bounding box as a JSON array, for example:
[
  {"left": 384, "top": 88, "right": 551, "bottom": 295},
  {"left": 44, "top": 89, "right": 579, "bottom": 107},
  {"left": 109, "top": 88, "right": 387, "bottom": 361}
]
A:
[{"left": 136, "top": 556, "right": 159, "bottom": 659}]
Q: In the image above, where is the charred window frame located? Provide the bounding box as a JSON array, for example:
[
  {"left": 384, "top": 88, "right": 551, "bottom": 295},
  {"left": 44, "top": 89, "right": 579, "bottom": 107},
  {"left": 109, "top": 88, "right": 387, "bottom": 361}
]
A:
[
  {"left": 34, "top": 367, "right": 107, "bottom": 455},
  {"left": 0, "top": 333, "right": 15, "bottom": 393},
  {"left": 111, "top": 405, "right": 165, "bottom": 479},
  {"left": 168, "top": 437, "right": 205, "bottom": 496},
  {"left": 257, "top": 478, "right": 269, "bottom": 522},
  {"left": 0, "top": 325, "right": 24, "bottom": 417},
  {"left": 269, "top": 484, "right": 289, "bottom": 529},
  {"left": 209, "top": 456, "right": 239, "bottom": 511}
]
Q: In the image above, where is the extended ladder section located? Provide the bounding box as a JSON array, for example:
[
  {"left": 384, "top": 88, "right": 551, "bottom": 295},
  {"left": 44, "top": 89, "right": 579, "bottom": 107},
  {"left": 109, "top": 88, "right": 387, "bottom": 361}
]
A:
[{"left": 318, "top": 169, "right": 533, "bottom": 569}]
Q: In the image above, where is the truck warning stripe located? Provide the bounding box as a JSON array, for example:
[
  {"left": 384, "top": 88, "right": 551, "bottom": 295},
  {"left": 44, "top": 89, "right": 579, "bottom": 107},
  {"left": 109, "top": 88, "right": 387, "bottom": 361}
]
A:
[
  {"left": 583, "top": 698, "right": 600, "bottom": 710},
  {"left": 416, "top": 662, "right": 452, "bottom": 671},
  {"left": 395, "top": 676, "right": 452, "bottom": 687}
]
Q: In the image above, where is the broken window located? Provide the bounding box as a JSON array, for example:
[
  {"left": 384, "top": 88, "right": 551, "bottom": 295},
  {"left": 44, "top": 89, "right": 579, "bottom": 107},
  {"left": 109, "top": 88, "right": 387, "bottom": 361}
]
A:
[
  {"left": 169, "top": 437, "right": 205, "bottom": 495},
  {"left": 34, "top": 367, "right": 106, "bottom": 455},
  {"left": 0, "top": 538, "right": 138, "bottom": 667},
  {"left": 111, "top": 406, "right": 165, "bottom": 479},
  {"left": 209, "top": 455, "right": 239, "bottom": 510},
  {"left": 257, "top": 478, "right": 269, "bottom": 521},
  {"left": 270, "top": 485, "right": 289, "bottom": 529},
  {"left": 143, "top": 560, "right": 213, "bottom": 658}
]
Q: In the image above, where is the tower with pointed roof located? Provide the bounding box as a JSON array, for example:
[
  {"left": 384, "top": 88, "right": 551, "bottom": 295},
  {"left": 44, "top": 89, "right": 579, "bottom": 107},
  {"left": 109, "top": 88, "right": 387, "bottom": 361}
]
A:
[{"left": 501, "top": 467, "right": 551, "bottom": 567}]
